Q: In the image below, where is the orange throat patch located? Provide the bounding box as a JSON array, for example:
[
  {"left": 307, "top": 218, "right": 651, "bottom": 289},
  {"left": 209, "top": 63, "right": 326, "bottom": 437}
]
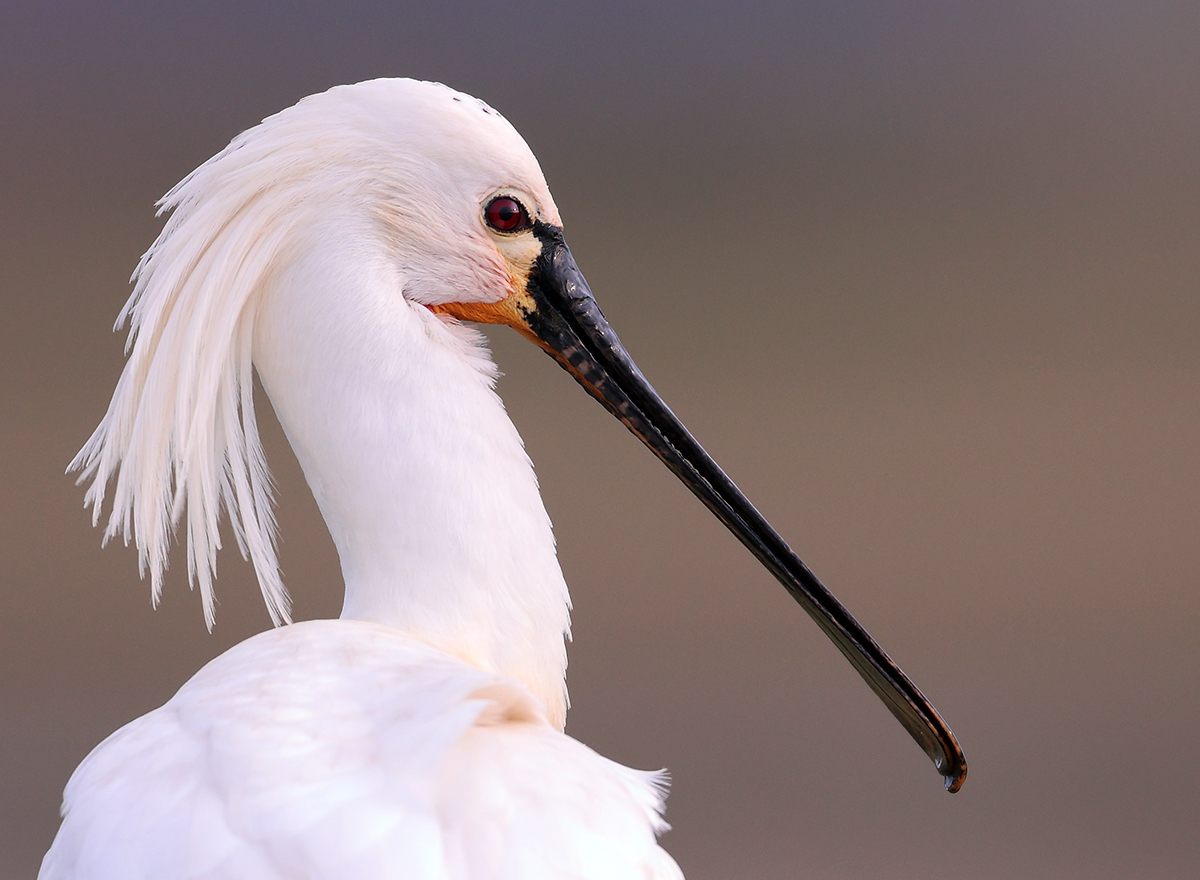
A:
[{"left": 428, "top": 288, "right": 542, "bottom": 347}]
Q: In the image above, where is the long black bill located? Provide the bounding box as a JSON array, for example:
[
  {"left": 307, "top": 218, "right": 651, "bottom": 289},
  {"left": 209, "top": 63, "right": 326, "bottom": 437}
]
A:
[{"left": 518, "top": 222, "right": 967, "bottom": 792}]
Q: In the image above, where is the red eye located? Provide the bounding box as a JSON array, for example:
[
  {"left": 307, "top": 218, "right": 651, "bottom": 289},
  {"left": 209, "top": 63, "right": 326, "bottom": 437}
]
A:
[{"left": 484, "top": 196, "right": 531, "bottom": 233}]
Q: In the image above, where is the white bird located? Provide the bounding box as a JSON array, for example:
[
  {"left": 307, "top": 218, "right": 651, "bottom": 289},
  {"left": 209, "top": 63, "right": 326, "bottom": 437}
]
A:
[{"left": 42, "top": 78, "right": 965, "bottom": 880}]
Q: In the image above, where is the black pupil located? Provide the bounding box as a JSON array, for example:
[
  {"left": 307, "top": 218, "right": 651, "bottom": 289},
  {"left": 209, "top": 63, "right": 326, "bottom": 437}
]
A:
[{"left": 488, "top": 198, "right": 525, "bottom": 231}]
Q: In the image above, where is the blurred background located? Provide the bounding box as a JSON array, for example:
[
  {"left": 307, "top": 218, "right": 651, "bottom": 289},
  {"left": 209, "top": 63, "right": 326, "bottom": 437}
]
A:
[{"left": 2, "top": 1, "right": 1198, "bottom": 877}]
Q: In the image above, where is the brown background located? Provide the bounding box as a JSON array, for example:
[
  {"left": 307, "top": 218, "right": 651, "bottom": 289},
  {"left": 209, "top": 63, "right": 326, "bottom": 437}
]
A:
[{"left": 3, "top": 2, "right": 1198, "bottom": 877}]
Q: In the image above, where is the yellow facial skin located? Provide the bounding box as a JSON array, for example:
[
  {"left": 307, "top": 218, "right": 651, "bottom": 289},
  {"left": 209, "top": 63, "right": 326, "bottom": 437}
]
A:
[{"left": 430, "top": 193, "right": 546, "bottom": 346}]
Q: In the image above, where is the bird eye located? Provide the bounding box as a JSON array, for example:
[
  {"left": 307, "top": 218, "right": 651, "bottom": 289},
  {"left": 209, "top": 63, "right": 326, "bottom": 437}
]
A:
[{"left": 484, "top": 196, "right": 531, "bottom": 233}]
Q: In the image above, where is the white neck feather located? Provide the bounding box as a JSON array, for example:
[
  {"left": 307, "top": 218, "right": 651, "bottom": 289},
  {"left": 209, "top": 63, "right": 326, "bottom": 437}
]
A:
[{"left": 253, "top": 215, "right": 571, "bottom": 726}]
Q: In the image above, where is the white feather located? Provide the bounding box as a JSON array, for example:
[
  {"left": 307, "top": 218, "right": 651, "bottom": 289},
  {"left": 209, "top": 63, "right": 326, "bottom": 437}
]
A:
[
  {"left": 40, "top": 621, "right": 682, "bottom": 880},
  {"left": 51, "top": 78, "right": 680, "bottom": 878}
]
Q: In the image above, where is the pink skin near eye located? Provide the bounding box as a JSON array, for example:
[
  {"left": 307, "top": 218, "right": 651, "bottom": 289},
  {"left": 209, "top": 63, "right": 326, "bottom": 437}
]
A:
[{"left": 485, "top": 197, "right": 530, "bottom": 232}]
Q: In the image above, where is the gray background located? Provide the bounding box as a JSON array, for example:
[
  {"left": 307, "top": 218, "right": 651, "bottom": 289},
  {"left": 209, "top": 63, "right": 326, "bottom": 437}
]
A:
[{"left": 3, "top": 2, "right": 1198, "bottom": 877}]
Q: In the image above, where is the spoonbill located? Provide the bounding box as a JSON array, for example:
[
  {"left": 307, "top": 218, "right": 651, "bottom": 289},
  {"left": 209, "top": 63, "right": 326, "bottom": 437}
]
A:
[{"left": 42, "top": 78, "right": 965, "bottom": 880}]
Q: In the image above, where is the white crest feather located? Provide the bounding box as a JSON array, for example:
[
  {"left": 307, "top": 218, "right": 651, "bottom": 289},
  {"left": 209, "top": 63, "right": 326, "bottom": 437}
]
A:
[{"left": 67, "top": 103, "right": 337, "bottom": 629}]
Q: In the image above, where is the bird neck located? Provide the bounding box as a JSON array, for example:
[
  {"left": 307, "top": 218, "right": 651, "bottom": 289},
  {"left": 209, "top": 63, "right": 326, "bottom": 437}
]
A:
[{"left": 252, "top": 221, "right": 570, "bottom": 727}]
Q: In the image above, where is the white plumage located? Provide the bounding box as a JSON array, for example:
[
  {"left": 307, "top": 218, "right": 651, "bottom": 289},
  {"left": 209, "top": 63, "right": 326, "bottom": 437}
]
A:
[
  {"left": 43, "top": 72, "right": 968, "bottom": 880},
  {"left": 47, "top": 78, "right": 682, "bottom": 878},
  {"left": 42, "top": 622, "right": 677, "bottom": 879}
]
